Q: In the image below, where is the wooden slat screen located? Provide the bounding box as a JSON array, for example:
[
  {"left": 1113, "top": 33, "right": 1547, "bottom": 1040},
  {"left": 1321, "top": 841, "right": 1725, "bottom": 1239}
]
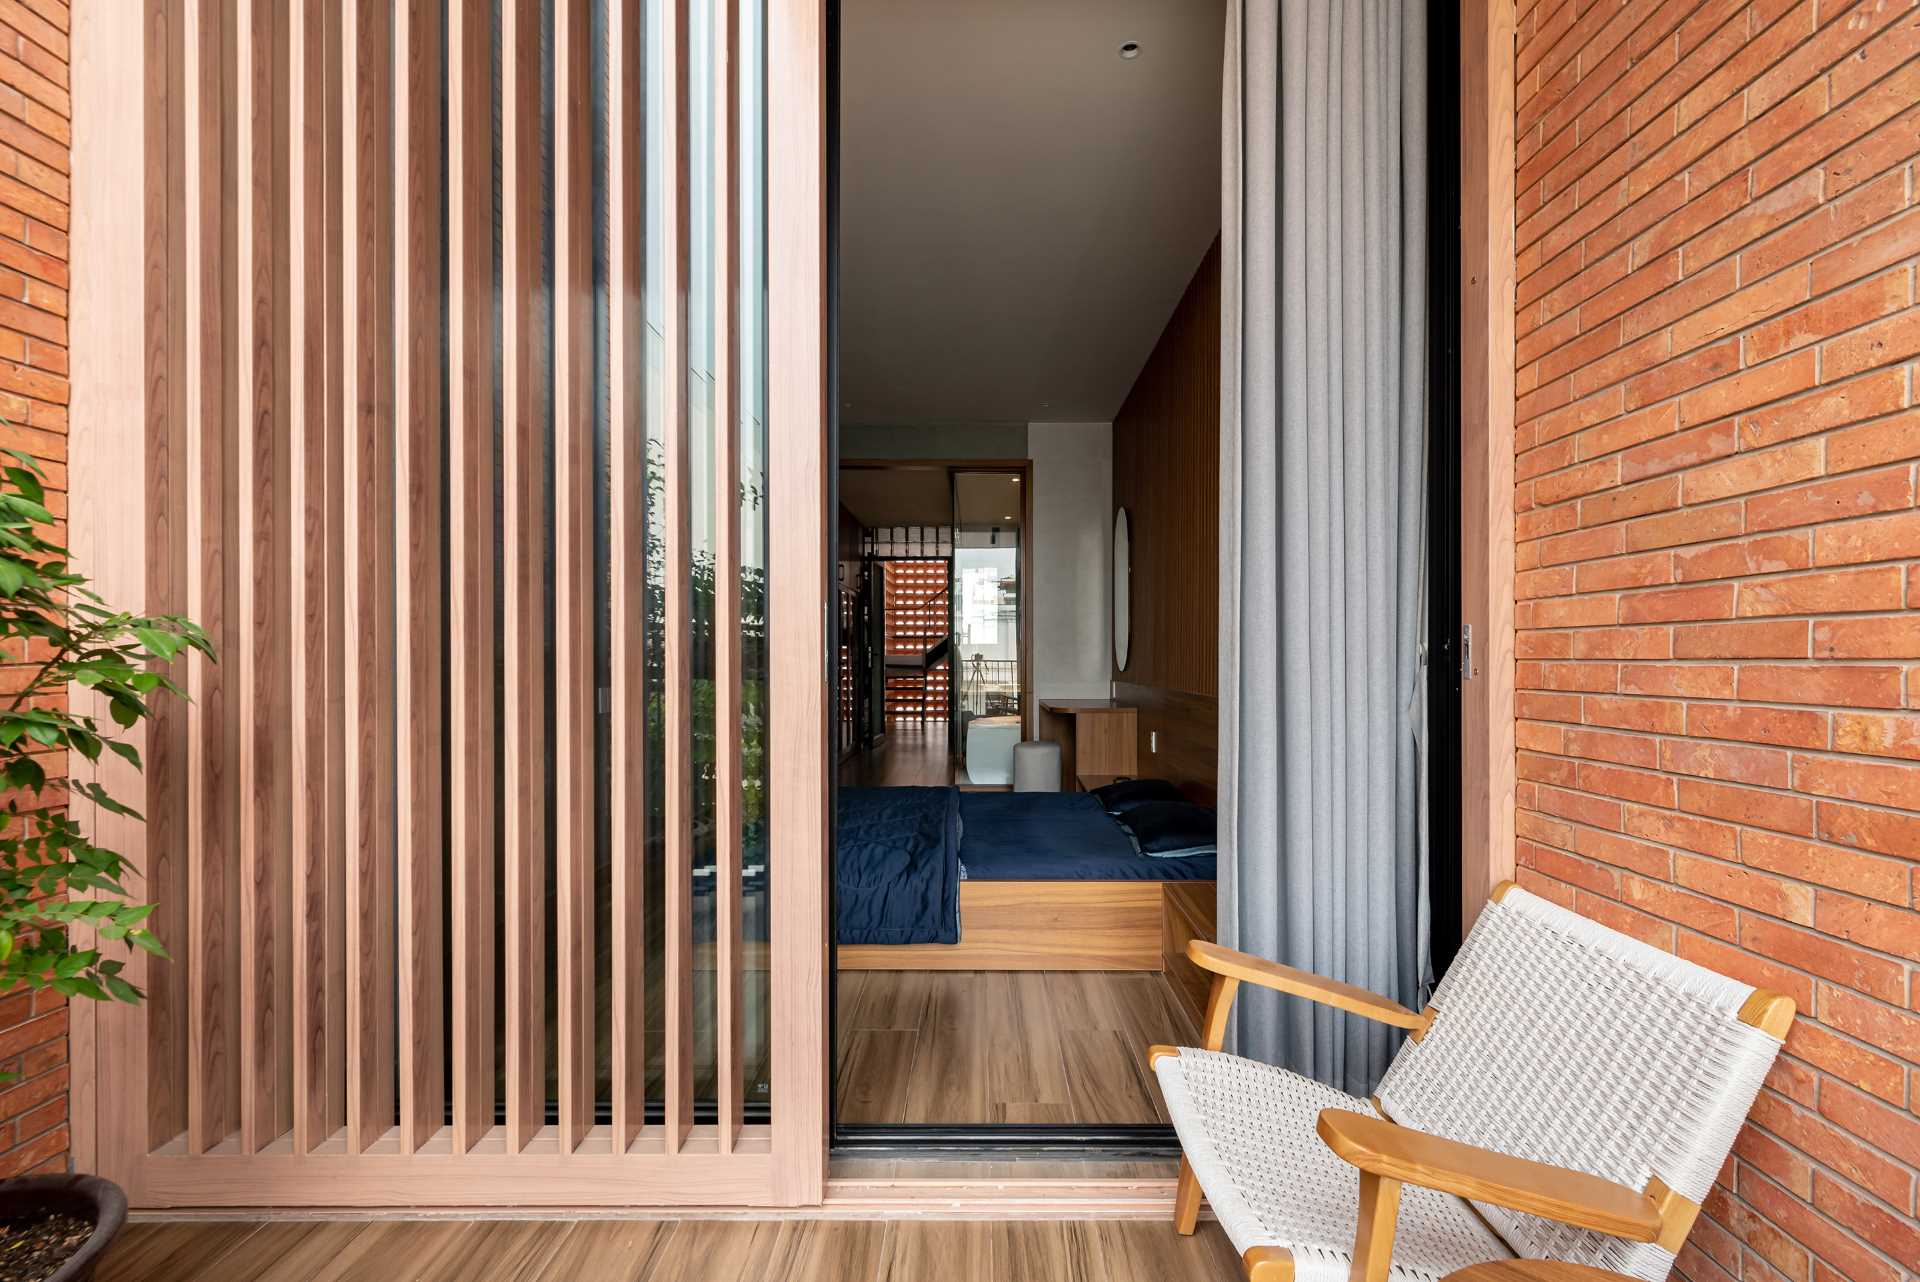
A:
[{"left": 71, "top": 0, "right": 810, "bottom": 1207}]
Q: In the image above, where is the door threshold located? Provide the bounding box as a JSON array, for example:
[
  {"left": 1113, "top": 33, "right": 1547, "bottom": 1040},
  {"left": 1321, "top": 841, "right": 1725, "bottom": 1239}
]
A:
[{"left": 825, "top": 1160, "right": 1183, "bottom": 1219}]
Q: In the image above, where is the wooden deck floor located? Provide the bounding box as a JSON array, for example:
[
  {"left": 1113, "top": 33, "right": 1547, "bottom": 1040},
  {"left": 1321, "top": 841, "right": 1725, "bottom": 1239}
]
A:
[
  {"left": 836, "top": 970, "right": 1198, "bottom": 1125},
  {"left": 98, "top": 1217, "right": 1242, "bottom": 1281}
]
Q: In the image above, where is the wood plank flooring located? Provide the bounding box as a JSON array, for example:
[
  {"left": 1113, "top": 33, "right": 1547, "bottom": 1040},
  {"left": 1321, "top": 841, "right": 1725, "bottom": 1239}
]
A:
[
  {"left": 98, "top": 1218, "right": 1242, "bottom": 1282},
  {"left": 835, "top": 971, "right": 1199, "bottom": 1125},
  {"left": 839, "top": 721, "right": 959, "bottom": 787}
]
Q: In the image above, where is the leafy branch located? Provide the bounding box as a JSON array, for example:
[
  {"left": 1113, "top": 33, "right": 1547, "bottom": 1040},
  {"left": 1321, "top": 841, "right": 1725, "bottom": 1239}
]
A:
[{"left": 0, "top": 449, "right": 208, "bottom": 1011}]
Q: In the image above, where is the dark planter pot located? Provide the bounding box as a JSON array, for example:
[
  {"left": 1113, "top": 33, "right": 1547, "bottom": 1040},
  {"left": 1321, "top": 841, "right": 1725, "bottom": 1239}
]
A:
[{"left": 0, "top": 1176, "right": 127, "bottom": 1282}]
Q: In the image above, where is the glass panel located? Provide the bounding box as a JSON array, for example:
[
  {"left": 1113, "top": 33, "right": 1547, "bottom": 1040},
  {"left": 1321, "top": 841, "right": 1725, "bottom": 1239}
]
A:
[
  {"left": 642, "top": 0, "right": 670, "bottom": 1111},
  {"left": 738, "top": 0, "right": 773, "bottom": 1113},
  {"left": 688, "top": 0, "right": 719, "bottom": 1106},
  {"left": 449, "top": 0, "right": 764, "bottom": 1131},
  {"left": 952, "top": 471, "right": 1023, "bottom": 724}
]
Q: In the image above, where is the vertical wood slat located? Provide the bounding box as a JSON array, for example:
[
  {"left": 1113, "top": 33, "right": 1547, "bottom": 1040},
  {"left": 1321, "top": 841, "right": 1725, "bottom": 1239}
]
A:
[
  {"left": 289, "top": 0, "right": 348, "bottom": 1156},
  {"left": 662, "top": 0, "right": 696, "bottom": 1155},
  {"left": 235, "top": 0, "right": 293, "bottom": 1154},
  {"left": 340, "top": 0, "right": 396, "bottom": 1154},
  {"left": 144, "top": 0, "right": 191, "bottom": 1153},
  {"left": 320, "top": 0, "right": 350, "bottom": 1149},
  {"left": 184, "top": 0, "right": 240, "bottom": 1157},
  {"left": 394, "top": 0, "right": 446, "bottom": 1155},
  {"left": 553, "top": 0, "right": 595, "bottom": 1154},
  {"left": 712, "top": 0, "right": 744, "bottom": 1153},
  {"left": 768, "top": 0, "right": 832, "bottom": 1206},
  {"left": 607, "top": 0, "right": 647, "bottom": 1154},
  {"left": 447, "top": 0, "right": 499, "bottom": 1155},
  {"left": 501, "top": 0, "right": 548, "bottom": 1154},
  {"left": 76, "top": 0, "right": 160, "bottom": 1184}
]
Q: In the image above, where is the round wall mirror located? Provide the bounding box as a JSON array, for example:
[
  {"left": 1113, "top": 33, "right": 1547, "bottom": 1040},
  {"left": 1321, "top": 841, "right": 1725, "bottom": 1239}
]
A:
[{"left": 1113, "top": 508, "right": 1131, "bottom": 672}]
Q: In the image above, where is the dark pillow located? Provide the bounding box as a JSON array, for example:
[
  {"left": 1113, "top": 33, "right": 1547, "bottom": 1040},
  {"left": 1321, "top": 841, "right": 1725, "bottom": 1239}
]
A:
[
  {"left": 1113, "top": 800, "right": 1217, "bottom": 857},
  {"left": 1090, "top": 777, "right": 1184, "bottom": 812}
]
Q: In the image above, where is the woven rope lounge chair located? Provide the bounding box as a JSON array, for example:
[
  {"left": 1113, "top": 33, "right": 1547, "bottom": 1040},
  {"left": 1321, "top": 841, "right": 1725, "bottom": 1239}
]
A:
[{"left": 1150, "top": 882, "right": 1793, "bottom": 1282}]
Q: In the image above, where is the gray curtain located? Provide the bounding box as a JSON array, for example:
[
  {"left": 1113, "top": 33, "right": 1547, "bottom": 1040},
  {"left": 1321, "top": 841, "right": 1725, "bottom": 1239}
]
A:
[{"left": 1218, "top": 0, "right": 1431, "bottom": 1096}]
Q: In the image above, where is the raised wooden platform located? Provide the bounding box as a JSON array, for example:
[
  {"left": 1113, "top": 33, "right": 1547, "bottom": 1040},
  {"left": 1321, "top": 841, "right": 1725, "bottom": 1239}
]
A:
[
  {"left": 837, "top": 881, "right": 1164, "bottom": 971},
  {"left": 836, "top": 881, "right": 1213, "bottom": 972}
]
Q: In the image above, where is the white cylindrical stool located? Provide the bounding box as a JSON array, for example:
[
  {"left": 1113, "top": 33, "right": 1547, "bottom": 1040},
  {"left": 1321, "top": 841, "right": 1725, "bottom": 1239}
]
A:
[{"left": 1011, "top": 740, "right": 1062, "bottom": 792}]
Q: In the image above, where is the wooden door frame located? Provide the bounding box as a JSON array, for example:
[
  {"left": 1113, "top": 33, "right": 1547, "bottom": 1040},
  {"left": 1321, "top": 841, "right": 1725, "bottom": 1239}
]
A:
[
  {"left": 1458, "top": 0, "right": 1518, "bottom": 934},
  {"left": 838, "top": 458, "right": 1036, "bottom": 743}
]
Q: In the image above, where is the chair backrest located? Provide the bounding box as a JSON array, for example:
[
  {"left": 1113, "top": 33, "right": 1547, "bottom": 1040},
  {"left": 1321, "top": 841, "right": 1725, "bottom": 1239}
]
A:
[{"left": 1376, "top": 886, "right": 1786, "bottom": 1281}]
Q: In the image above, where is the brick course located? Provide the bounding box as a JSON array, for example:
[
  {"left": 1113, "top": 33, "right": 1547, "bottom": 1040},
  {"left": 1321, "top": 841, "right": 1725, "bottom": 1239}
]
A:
[
  {"left": 1515, "top": 0, "right": 1920, "bottom": 1276},
  {"left": 0, "top": 0, "right": 67, "bottom": 1180}
]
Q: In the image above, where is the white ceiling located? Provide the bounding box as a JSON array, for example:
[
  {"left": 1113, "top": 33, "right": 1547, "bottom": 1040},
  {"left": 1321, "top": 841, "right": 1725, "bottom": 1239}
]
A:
[{"left": 840, "top": 0, "right": 1224, "bottom": 430}]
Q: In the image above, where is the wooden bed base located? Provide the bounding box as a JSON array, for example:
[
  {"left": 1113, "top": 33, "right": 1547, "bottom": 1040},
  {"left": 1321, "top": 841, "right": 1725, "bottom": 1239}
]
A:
[{"left": 836, "top": 880, "right": 1214, "bottom": 971}]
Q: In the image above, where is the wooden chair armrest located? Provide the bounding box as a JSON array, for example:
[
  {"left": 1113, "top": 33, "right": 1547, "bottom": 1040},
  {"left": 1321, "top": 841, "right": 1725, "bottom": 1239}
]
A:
[
  {"left": 1316, "top": 1108, "right": 1663, "bottom": 1243},
  {"left": 1184, "top": 940, "right": 1428, "bottom": 1031}
]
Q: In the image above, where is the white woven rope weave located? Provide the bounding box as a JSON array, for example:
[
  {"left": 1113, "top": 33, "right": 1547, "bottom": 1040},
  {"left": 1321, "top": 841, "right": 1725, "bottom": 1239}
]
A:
[
  {"left": 1376, "top": 888, "right": 1781, "bottom": 1281},
  {"left": 1156, "top": 1050, "right": 1511, "bottom": 1280}
]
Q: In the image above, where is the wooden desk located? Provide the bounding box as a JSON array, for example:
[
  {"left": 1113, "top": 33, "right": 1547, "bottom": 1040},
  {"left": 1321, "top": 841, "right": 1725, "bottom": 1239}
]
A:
[{"left": 1038, "top": 700, "right": 1137, "bottom": 787}]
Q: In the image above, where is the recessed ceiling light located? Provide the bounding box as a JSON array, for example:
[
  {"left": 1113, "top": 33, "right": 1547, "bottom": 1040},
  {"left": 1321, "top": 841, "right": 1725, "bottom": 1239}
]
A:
[{"left": 1119, "top": 40, "right": 1141, "bottom": 59}]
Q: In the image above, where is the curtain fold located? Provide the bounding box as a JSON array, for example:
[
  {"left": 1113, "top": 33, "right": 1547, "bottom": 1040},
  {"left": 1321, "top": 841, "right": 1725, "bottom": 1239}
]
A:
[{"left": 1218, "top": 0, "right": 1430, "bottom": 1096}]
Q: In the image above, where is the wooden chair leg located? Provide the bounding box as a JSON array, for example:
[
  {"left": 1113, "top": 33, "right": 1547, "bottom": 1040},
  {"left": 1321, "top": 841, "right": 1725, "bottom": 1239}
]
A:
[
  {"left": 1347, "top": 1171, "right": 1402, "bottom": 1282},
  {"left": 1173, "top": 1155, "right": 1204, "bottom": 1235},
  {"left": 1243, "top": 1247, "right": 1295, "bottom": 1280}
]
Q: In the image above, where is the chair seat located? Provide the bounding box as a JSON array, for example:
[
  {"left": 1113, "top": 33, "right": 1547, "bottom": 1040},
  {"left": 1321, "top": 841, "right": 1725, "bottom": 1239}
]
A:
[{"left": 1155, "top": 1048, "right": 1514, "bottom": 1282}]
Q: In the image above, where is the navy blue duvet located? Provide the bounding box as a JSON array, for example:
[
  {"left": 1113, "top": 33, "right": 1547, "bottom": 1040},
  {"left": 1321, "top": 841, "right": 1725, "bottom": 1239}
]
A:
[
  {"left": 836, "top": 786, "right": 961, "bottom": 945},
  {"left": 958, "top": 791, "right": 1216, "bottom": 881}
]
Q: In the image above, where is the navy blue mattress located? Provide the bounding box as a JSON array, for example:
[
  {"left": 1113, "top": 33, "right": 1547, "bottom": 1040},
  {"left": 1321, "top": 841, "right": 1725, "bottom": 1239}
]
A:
[{"left": 958, "top": 791, "right": 1217, "bottom": 882}]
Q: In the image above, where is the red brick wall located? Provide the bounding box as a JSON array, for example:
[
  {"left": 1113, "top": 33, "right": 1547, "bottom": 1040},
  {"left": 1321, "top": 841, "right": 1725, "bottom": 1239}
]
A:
[
  {"left": 1512, "top": 0, "right": 1920, "bottom": 1277},
  {"left": 0, "top": 0, "right": 70, "bottom": 1179}
]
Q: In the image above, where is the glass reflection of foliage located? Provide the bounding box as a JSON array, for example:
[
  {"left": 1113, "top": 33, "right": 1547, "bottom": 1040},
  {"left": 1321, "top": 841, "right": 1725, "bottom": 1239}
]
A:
[{"left": 639, "top": 433, "right": 770, "bottom": 868}]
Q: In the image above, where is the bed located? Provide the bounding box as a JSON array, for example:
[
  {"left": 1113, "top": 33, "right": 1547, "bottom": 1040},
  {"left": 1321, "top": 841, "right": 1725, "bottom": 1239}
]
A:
[{"left": 834, "top": 785, "right": 1216, "bottom": 971}]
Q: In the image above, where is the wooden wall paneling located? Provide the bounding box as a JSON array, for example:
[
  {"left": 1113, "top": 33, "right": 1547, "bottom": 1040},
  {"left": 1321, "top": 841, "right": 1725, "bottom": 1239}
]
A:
[
  {"left": 446, "top": 0, "right": 498, "bottom": 1155},
  {"left": 712, "top": 0, "right": 744, "bottom": 1153},
  {"left": 768, "top": 0, "right": 831, "bottom": 1205},
  {"left": 183, "top": 0, "right": 240, "bottom": 1156},
  {"left": 553, "top": 0, "right": 595, "bottom": 1155},
  {"left": 289, "top": 0, "right": 349, "bottom": 1156},
  {"left": 235, "top": 0, "right": 293, "bottom": 1154},
  {"left": 1459, "top": 0, "right": 1517, "bottom": 932},
  {"left": 143, "top": 0, "right": 191, "bottom": 1154},
  {"left": 1111, "top": 239, "right": 1220, "bottom": 702},
  {"left": 1112, "top": 684, "right": 1218, "bottom": 804},
  {"left": 501, "top": 0, "right": 547, "bottom": 1155},
  {"left": 662, "top": 0, "right": 696, "bottom": 1156},
  {"left": 394, "top": 0, "right": 446, "bottom": 1156},
  {"left": 340, "top": 0, "right": 397, "bottom": 1155},
  {"left": 606, "top": 0, "right": 647, "bottom": 1153}
]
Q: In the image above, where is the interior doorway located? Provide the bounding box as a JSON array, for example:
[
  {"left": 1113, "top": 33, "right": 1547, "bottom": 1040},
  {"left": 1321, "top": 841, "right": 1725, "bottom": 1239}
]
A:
[{"left": 825, "top": 0, "right": 1462, "bottom": 1161}]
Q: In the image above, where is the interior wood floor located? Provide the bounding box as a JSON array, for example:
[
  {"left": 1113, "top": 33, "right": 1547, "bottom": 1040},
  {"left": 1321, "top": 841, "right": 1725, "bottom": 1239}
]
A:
[
  {"left": 840, "top": 720, "right": 1009, "bottom": 789},
  {"left": 836, "top": 970, "right": 1199, "bottom": 1125},
  {"left": 98, "top": 1217, "right": 1241, "bottom": 1282}
]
